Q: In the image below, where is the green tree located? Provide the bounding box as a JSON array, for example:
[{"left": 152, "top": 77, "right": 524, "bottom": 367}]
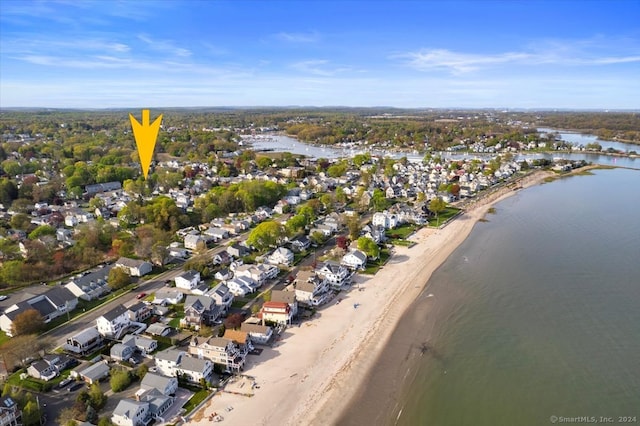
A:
[
  {"left": 429, "top": 197, "right": 447, "bottom": 226},
  {"left": 107, "top": 267, "right": 131, "bottom": 290},
  {"left": 88, "top": 382, "right": 107, "bottom": 410},
  {"left": 10, "top": 213, "right": 32, "bottom": 230},
  {"left": 11, "top": 309, "right": 45, "bottom": 336},
  {"left": 285, "top": 214, "right": 307, "bottom": 235},
  {"left": 28, "top": 224, "right": 56, "bottom": 240},
  {"left": 247, "top": 221, "right": 286, "bottom": 251},
  {"left": 110, "top": 369, "right": 132, "bottom": 392},
  {"left": 346, "top": 215, "right": 362, "bottom": 241},
  {"left": 22, "top": 399, "right": 42, "bottom": 426},
  {"left": 357, "top": 236, "right": 380, "bottom": 259}
]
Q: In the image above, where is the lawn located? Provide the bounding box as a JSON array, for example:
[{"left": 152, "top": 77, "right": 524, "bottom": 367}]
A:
[
  {"left": 427, "top": 207, "right": 461, "bottom": 227},
  {"left": 385, "top": 224, "right": 417, "bottom": 240},
  {"left": 362, "top": 248, "right": 391, "bottom": 275},
  {"left": 182, "top": 389, "right": 212, "bottom": 415},
  {"left": 168, "top": 313, "right": 184, "bottom": 328}
]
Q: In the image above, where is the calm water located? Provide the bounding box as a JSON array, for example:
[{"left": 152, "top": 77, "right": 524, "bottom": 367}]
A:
[{"left": 396, "top": 168, "right": 640, "bottom": 425}]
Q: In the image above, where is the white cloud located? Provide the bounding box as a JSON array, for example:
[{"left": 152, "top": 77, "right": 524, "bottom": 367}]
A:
[
  {"left": 137, "top": 34, "right": 191, "bottom": 57},
  {"left": 274, "top": 32, "right": 320, "bottom": 43},
  {"left": 398, "top": 42, "right": 640, "bottom": 74}
]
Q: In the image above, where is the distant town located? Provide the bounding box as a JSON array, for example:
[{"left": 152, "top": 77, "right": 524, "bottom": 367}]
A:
[{"left": 0, "top": 109, "right": 637, "bottom": 426}]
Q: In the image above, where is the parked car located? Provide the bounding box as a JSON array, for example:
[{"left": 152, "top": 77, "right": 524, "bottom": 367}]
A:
[
  {"left": 0, "top": 295, "right": 8, "bottom": 301},
  {"left": 137, "top": 293, "right": 147, "bottom": 299},
  {"left": 58, "top": 378, "right": 73, "bottom": 388},
  {"left": 67, "top": 382, "right": 83, "bottom": 392}
]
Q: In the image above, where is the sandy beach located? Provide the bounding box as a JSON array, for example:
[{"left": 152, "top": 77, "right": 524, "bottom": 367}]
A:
[{"left": 187, "top": 169, "right": 555, "bottom": 426}]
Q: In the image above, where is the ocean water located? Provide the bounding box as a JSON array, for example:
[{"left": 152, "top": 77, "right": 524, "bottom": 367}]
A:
[{"left": 395, "top": 168, "right": 640, "bottom": 425}]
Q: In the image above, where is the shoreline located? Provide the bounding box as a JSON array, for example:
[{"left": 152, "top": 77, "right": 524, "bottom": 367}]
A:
[{"left": 187, "top": 168, "right": 556, "bottom": 426}]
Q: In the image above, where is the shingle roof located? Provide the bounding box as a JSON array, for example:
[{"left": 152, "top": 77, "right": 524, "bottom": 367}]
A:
[{"left": 101, "top": 304, "right": 128, "bottom": 322}]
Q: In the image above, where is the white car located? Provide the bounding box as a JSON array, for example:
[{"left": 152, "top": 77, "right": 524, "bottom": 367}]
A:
[{"left": 0, "top": 295, "right": 8, "bottom": 301}]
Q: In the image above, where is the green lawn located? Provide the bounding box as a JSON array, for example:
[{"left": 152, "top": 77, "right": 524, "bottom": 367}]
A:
[
  {"left": 168, "top": 314, "right": 184, "bottom": 328},
  {"left": 427, "top": 207, "right": 461, "bottom": 227},
  {"left": 362, "top": 248, "right": 391, "bottom": 275},
  {"left": 182, "top": 389, "right": 212, "bottom": 414},
  {"left": 0, "top": 330, "right": 10, "bottom": 346},
  {"left": 385, "top": 224, "right": 417, "bottom": 239}
]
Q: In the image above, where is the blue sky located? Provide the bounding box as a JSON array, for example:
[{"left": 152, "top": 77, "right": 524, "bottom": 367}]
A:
[{"left": 1, "top": 0, "right": 639, "bottom": 109}]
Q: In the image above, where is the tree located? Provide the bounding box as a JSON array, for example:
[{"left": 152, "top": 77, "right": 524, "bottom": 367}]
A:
[
  {"left": 88, "top": 382, "right": 107, "bottom": 410},
  {"left": 98, "top": 416, "right": 115, "bottom": 426},
  {"left": 28, "top": 224, "right": 56, "bottom": 240},
  {"left": 57, "top": 407, "right": 78, "bottom": 426},
  {"left": 22, "top": 399, "right": 42, "bottom": 426},
  {"left": 10, "top": 213, "right": 32, "bottom": 230},
  {"left": 11, "top": 309, "right": 45, "bottom": 336},
  {"left": 285, "top": 214, "right": 307, "bottom": 235},
  {"left": 336, "top": 235, "right": 349, "bottom": 250},
  {"left": 357, "top": 237, "right": 380, "bottom": 259},
  {"left": 429, "top": 197, "right": 447, "bottom": 226},
  {"left": 247, "top": 221, "right": 286, "bottom": 251},
  {"left": 1, "top": 335, "right": 53, "bottom": 370},
  {"left": 346, "top": 215, "right": 362, "bottom": 241},
  {"left": 107, "top": 267, "right": 131, "bottom": 290},
  {"left": 223, "top": 313, "right": 244, "bottom": 330},
  {"left": 110, "top": 369, "right": 132, "bottom": 392}
]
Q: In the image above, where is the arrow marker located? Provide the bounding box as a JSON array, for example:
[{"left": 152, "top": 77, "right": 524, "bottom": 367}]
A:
[{"left": 129, "top": 109, "right": 163, "bottom": 179}]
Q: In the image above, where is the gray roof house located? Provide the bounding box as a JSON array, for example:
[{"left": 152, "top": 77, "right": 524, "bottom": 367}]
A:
[
  {"left": 140, "top": 372, "right": 178, "bottom": 396},
  {"left": 73, "top": 360, "right": 110, "bottom": 384},
  {"left": 115, "top": 258, "right": 153, "bottom": 277},
  {"left": 65, "top": 267, "right": 111, "bottom": 301},
  {"left": 110, "top": 343, "right": 135, "bottom": 362},
  {"left": 64, "top": 326, "right": 104, "bottom": 355},
  {"left": 112, "top": 399, "right": 149, "bottom": 426},
  {"left": 122, "top": 334, "right": 158, "bottom": 355}
]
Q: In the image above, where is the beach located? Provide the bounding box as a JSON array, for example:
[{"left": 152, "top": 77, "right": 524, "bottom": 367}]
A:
[{"left": 188, "top": 169, "right": 555, "bottom": 426}]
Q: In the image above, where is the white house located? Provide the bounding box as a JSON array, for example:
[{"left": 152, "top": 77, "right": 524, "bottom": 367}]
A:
[
  {"left": 154, "top": 348, "right": 185, "bottom": 378},
  {"left": 174, "top": 270, "right": 200, "bottom": 290},
  {"left": 341, "top": 249, "right": 368, "bottom": 270},
  {"left": 115, "top": 257, "right": 153, "bottom": 277},
  {"left": 140, "top": 372, "right": 177, "bottom": 396},
  {"left": 207, "top": 283, "right": 234, "bottom": 313},
  {"left": 184, "top": 234, "right": 205, "bottom": 250},
  {"left": 267, "top": 247, "right": 294, "bottom": 266},
  {"left": 64, "top": 326, "right": 104, "bottom": 355},
  {"left": 315, "top": 261, "right": 351, "bottom": 288},
  {"left": 96, "top": 304, "right": 131, "bottom": 339},
  {"left": 294, "top": 270, "right": 331, "bottom": 306},
  {"left": 112, "top": 399, "right": 150, "bottom": 426},
  {"left": 152, "top": 290, "right": 184, "bottom": 305},
  {"left": 240, "top": 321, "right": 274, "bottom": 345},
  {"left": 372, "top": 211, "right": 400, "bottom": 229}
]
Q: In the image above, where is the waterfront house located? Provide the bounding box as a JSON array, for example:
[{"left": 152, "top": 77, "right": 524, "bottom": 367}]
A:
[
  {"left": 259, "top": 301, "right": 293, "bottom": 325},
  {"left": 140, "top": 372, "right": 178, "bottom": 396},
  {"left": 188, "top": 336, "right": 246, "bottom": 373},
  {"left": 240, "top": 321, "right": 273, "bottom": 345},
  {"left": 177, "top": 356, "right": 213, "bottom": 385},
  {"left": 271, "top": 290, "right": 298, "bottom": 318},
  {"left": 154, "top": 348, "right": 185, "bottom": 378},
  {"left": 341, "top": 249, "right": 368, "bottom": 270},
  {"left": 315, "top": 261, "right": 350, "bottom": 288},
  {"left": 294, "top": 270, "right": 331, "bottom": 306},
  {"left": 112, "top": 399, "right": 150, "bottom": 426}
]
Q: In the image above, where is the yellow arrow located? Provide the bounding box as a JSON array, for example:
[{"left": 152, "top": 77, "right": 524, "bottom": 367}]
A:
[{"left": 129, "top": 109, "right": 163, "bottom": 179}]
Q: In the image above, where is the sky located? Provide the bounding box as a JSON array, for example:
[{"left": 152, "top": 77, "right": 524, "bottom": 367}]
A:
[{"left": 1, "top": 0, "right": 639, "bottom": 109}]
